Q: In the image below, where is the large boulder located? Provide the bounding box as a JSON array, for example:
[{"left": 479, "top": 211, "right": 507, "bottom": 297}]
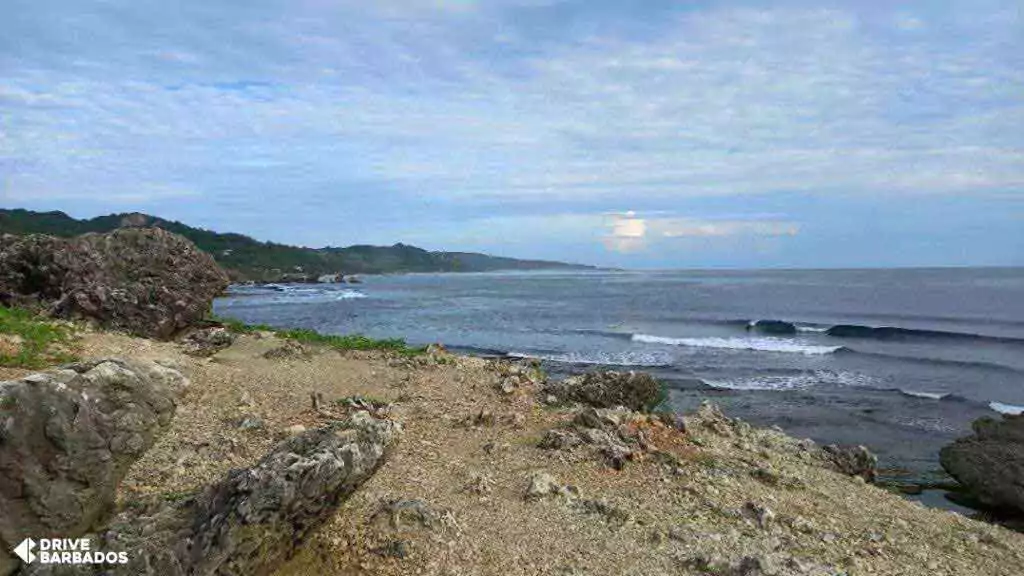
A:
[
  {"left": 0, "top": 228, "right": 229, "bottom": 339},
  {"left": 0, "top": 359, "right": 188, "bottom": 576},
  {"left": 24, "top": 413, "right": 401, "bottom": 576},
  {"left": 821, "top": 444, "right": 878, "bottom": 482},
  {"left": 544, "top": 371, "right": 664, "bottom": 412},
  {"left": 940, "top": 414, "right": 1024, "bottom": 515}
]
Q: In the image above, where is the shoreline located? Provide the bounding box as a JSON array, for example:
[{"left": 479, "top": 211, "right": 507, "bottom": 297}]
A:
[
  {"left": 206, "top": 300, "right": 996, "bottom": 517},
  {"left": 4, "top": 322, "right": 1024, "bottom": 574}
]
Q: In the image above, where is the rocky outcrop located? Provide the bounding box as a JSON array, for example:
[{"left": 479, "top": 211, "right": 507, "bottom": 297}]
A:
[
  {"left": 821, "top": 444, "right": 878, "bottom": 482},
  {"left": 180, "top": 327, "right": 236, "bottom": 357},
  {"left": 23, "top": 412, "right": 400, "bottom": 576},
  {"left": 0, "top": 228, "right": 229, "bottom": 339},
  {"left": 940, "top": 414, "right": 1024, "bottom": 516},
  {"left": 543, "top": 371, "right": 664, "bottom": 412},
  {"left": 538, "top": 406, "right": 671, "bottom": 470},
  {"left": 0, "top": 359, "right": 188, "bottom": 576}
]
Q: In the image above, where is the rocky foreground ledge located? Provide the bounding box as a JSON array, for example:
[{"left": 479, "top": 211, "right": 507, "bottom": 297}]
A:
[
  {"left": 0, "top": 355, "right": 399, "bottom": 576},
  {"left": 1, "top": 330, "right": 1021, "bottom": 576}
]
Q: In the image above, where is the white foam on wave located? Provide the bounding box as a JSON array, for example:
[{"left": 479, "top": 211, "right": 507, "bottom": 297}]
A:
[
  {"left": 795, "top": 325, "right": 828, "bottom": 333},
  {"left": 900, "top": 389, "right": 949, "bottom": 400},
  {"left": 704, "top": 370, "right": 875, "bottom": 391},
  {"left": 507, "top": 350, "right": 672, "bottom": 367},
  {"left": 632, "top": 334, "right": 842, "bottom": 356},
  {"left": 989, "top": 401, "right": 1024, "bottom": 415},
  {"left": 335, "top": 289, "right": 367, "bottom": 300}
]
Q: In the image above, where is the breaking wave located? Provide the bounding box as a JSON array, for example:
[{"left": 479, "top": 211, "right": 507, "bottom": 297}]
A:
[{"left": 632, "top": 334, "right": 844, "bottom": 356}]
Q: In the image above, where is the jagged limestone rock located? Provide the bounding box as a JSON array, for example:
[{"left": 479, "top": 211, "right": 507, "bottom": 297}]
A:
[
  {"left": 0, "top": 228, "right": 229, "bottom": 339},
  {"left": 22, "top": 413, "right": 400, "bottom": 576},
  {"left": 0, "top": 359, "right": 187, "bottom": 576}
]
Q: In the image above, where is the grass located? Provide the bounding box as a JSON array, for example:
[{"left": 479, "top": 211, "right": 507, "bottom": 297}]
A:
[
  {"left": 211, "top": 315, "right": 426, "bottom": 357},
  {"left": 0, "top": 307, "right": 78, "bottom": 368}
]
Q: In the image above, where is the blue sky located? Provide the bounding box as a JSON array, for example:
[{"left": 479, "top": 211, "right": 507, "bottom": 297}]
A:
[{"left": 1, "top": 0, "right": 1021, "bottom": 268}]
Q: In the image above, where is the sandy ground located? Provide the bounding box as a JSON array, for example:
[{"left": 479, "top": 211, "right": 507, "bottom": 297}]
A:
[{"left": 17, "top": 330, "right": 1024, "bottom": 576}]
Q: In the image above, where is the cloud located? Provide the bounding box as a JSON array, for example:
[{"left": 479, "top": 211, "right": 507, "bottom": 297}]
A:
[
  {"left": 658, "top": 219, "right": 799, "bottom": 238},
  {"left": 0, "top": 0, "right": 1020, "bottom": 265}
]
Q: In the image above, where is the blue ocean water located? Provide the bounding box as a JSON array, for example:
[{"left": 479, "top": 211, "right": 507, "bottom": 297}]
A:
[{"left": 214, "top": 268, "right": 1024, "bottom": 479}]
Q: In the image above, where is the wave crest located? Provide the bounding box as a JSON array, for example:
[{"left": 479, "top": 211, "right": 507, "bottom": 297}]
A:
[
  {"left": 507, "top": 350, "right": 672, "bottom": 367},
  {"left": 632, "top": 334, "right": 843, "bottom": 356}
]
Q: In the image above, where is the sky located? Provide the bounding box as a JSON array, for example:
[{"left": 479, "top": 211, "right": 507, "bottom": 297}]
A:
[{"left": 1, "top": 0, "right": 1022, "bottom": 268}]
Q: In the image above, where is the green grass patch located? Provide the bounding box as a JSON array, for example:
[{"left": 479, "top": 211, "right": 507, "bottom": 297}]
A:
[
  {"left": 211, "top": 315, "right": 426, "bottom": 356},
  {"left": 278, "top": 328, "right": 426, "bottom": 356},
  {"left": 0, "top": 307, "right": 78, "bottom": 368}
]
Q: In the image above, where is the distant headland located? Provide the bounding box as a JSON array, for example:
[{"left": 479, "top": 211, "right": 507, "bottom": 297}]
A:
[{"left": 0, "top": 208, "right": 594, "bottom": 282}]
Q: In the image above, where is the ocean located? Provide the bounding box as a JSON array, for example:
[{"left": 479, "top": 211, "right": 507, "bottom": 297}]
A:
[{"left": 214, "top": 267, "right": 1024, "bottom": 488}]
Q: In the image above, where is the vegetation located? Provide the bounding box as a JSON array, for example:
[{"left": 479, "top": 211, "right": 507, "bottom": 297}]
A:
[
  {"left": 211, "top": 315, "right": 426, "bottom": 356},
  {"left": 0, "top": 307, "right": 78, "bottom": 368},
  {"left": 277, "top": 328, "right": 426, "bottom": 356},
  {"left": 0, "top": 209, "right": 592, "bottom": 282}
]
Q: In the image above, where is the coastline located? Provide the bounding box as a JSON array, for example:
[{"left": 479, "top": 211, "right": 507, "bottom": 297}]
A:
[{"left": 5, "top": 324, "right": 1023, "bottom": 575}]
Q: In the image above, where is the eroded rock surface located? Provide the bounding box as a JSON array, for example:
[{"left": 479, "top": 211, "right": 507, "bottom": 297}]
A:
[
  {"left": 0, "top": 359, "right": 187, "bottom": 576},
  {"left": 0, "top": 228, "right": 229, "bottom": 339},
  {"left": 941, "top": 414, "right": 1024, "bottom": 516},
  {"left": 543, "top": 371, "right": 663, "bottom": 412},
  {"left": 23, "top": 412, "right": 401, "bottom": 576}
]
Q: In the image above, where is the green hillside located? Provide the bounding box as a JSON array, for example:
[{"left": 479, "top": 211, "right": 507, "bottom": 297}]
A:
[{"left": 0, "top": 209, "right": 591, "bottom": 281}]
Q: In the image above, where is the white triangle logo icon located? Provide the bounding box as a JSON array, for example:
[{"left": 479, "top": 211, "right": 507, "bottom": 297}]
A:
[{"left": 13, "top": 538, "right": 36, "bottom": 564}]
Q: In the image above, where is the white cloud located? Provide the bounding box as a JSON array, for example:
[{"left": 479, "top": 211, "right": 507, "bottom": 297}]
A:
[{"left": 0, "top": 0, "right": 1021, "bottom": 212}]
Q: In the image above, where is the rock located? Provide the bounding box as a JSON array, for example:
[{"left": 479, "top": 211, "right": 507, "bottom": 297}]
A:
[
  {"left": 525, "top": 472, "right": 562, "bottom": 500},
  {"left": 494, "top": 360, "right": 544, "bottom": 394},
  {"left": 743, "top": 502, "right": 775, "bottom": 530},
  {"left": 573, "top": 406, "right": 627, "bottom": 431},
  {"left": 746, "top": 319, "right": 797, "bottom": 335},
  {"left": 237, "top": 416, "right": 264, "bottom": 431},
  {"left": 284, "top": 424, "right": 307, "bottom": 436},
  {"left": 0, "top": 228, "right": 229, "bottom": 339},
  {"left": 262, "top": 339, "right": 310, "bottom": 359},
  {"left": 538, "top": 429, "right": 583, "bottom": 450},
  {"left": 465, "top": 473, "right": 494, "bottom": 495},
  {"left": 180, "top": 326, "right": 235, "bottom": 356},
  {"left": 693, "top": 401, "right": 737, "bottom": 436},
  {"left": 0, "top": 359, "right": 188, "bottom": 576},
  {"left": 821, "top": 444, "right": 878, "bottom": 482},
  {"left": 24, "top": 413, "right": 401, "bottom": 576},
  {"left": 373, "top": 540, "right": 411, "bottom": 559},
  {"left": 544, "top": 370, "right": 663, "bottom": 412},
  {"left": 940, "top": 414, "right": 1024, "bottom": 515},
  {"left": 463, "top": 409, "right": 496, "bottom": 428},
  {"left": 371, "top": 498, "right": 441, "bottom": 532}
]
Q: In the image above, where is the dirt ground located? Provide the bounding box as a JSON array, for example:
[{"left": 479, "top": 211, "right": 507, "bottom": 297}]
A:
[{"left": 17, "top": 330, "right": 1024, "bottom": 576}]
